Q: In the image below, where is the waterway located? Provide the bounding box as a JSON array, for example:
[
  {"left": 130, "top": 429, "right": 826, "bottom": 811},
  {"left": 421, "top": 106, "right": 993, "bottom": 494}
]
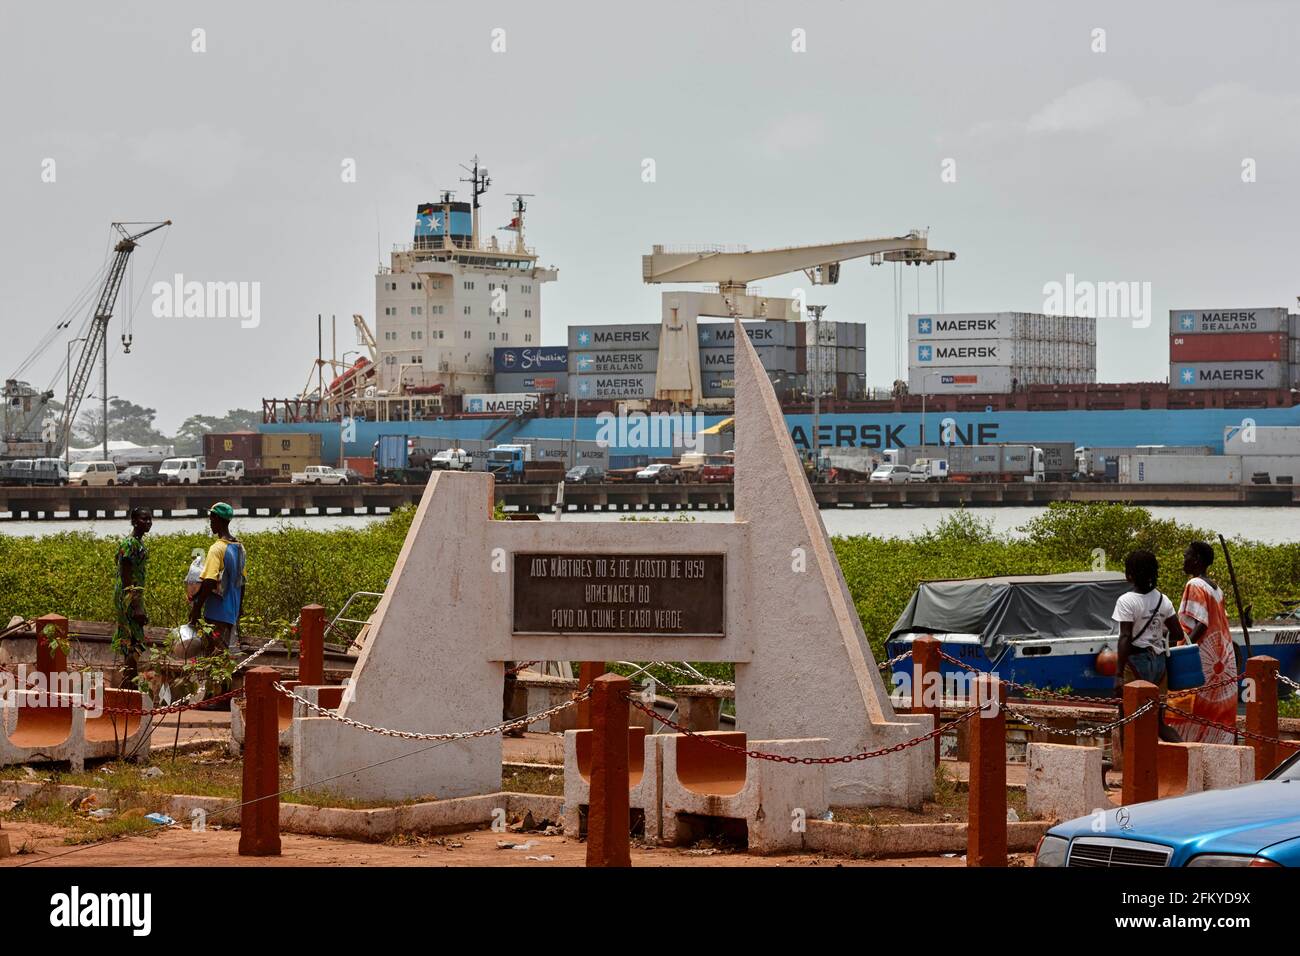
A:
[{"left": 1, "top": 506, "right": 1296, "bottom": 543}]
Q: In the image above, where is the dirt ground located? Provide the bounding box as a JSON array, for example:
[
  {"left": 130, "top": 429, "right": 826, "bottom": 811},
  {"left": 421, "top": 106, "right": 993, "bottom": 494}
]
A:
[{"left": 0, "top": 819, "right": 1025, "bottom": 867}]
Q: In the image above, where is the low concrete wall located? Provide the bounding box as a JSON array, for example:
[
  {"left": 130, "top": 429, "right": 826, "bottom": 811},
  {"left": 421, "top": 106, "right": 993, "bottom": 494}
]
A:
[{"left": 805, "top": 818, "right": 1052, "bottom": 857}]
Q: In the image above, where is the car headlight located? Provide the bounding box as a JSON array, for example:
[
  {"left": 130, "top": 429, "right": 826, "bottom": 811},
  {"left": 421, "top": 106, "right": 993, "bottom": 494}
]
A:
[
  {"left": 1035, "top": 834, "right": 1069, "bottom": 867},
  {"left": 1186, "top": 854, "right": 1279, "bottom": 867}
]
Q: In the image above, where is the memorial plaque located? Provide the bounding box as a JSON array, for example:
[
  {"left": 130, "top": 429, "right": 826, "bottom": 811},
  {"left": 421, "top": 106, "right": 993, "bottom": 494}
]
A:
[{"left": 512, "top": 552, "right": 725, "bottom": 636}]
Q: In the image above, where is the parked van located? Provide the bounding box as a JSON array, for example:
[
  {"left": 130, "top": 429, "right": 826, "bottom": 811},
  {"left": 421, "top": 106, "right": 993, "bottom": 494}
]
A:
[
  {"left": 158, "top": 457, "right": 201, "bottom": 485},
  {"left": 68, "top": 460, "right": 120, "bottom": 486}
]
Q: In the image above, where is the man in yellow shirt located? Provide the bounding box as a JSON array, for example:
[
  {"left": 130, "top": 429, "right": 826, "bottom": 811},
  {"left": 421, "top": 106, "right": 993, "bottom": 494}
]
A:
[{"left": 187, "top": 502, "right": 247, "bottom": 654}]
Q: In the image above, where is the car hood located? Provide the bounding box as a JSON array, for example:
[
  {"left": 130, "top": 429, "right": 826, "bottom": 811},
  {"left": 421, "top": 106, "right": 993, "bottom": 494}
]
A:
[{"left": 1053, "top": 780, "right": 1300, "bottom": 857}]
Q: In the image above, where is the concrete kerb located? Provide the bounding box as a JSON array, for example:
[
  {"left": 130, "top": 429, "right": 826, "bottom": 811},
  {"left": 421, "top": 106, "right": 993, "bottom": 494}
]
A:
[
  {"left": 805, "top": 818, "right": 1053, "bottom": 857},
  {"left": 0, "top": 779, "right": 563, "bottom": 842}
]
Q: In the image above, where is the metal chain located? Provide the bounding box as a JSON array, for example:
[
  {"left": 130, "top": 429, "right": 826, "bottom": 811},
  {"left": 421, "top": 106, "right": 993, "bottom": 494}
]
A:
[
  {"left": 878, "top": 649, "right": 913, "bottom": 672},
  {"left": 233, "top": 636, "right": 285, "bottom": 673},
  {"left": 1004, "top": 699, "right": 1156, "bottom": 738},
  {"left": 1277, "top": 672, "right": 1300, "bottom": 692},
  {"left": 625, "top": 693, "right": 982, "bottom": 764},
  {"left": 1163, "top": 704, "right": 1299, "bottom": 747},
  {"left": 274, "top": 680, "right": 589, "bottom": 740},
  {"left": 81, "top": 686, "right": 244, "bottom": 716}
]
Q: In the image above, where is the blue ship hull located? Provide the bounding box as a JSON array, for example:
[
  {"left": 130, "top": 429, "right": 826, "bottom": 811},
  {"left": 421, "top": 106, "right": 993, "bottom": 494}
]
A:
[{"left": 264, "top": 405, "right": 1300, "bottom": 464}]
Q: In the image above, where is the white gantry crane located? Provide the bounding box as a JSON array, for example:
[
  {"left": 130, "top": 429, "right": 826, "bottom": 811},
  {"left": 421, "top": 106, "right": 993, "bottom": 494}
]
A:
[{"left": 642, "top": 230, "right": 954, "bottom": 405}]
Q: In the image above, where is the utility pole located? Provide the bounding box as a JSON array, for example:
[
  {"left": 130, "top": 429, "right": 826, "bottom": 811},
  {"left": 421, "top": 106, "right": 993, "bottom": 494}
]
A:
[{"left": 807, "top": 304, "right": 826, "bottom": 465}]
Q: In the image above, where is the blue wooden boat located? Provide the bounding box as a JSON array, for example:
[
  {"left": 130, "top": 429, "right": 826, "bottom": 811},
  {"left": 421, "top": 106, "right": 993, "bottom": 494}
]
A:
[{"left": 884, "top": 572, "right": 1300, "bottom": 698}]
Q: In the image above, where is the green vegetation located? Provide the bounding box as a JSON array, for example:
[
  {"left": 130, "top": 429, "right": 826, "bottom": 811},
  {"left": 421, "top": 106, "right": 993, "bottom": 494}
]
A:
[
  {"left": 3, "top": 502, "right": 1298, "bottom": 670},
  {"left": 0, "top": 508, "right": 416, "bottom": 632}
]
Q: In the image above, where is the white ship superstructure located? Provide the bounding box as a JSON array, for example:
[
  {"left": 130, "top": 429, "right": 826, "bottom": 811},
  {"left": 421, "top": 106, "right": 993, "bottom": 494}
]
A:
[{"left": 373, "top": 160, "right": 557, "bottom": 394}]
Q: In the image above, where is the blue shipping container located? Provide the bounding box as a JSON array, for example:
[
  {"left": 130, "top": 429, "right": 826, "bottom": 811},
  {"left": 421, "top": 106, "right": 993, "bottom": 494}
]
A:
[
  {"left": 493, "top": 347, "right": 569, "bottom": 374},
  {"left": 376, "top": 434, "right": 408, "bottom": 470}
]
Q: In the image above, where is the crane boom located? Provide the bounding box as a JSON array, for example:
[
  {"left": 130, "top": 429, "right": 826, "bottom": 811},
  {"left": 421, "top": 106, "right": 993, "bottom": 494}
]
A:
[
  {"left": 58, "top": 220, "right": 170, "bottom": 456},
  {"left": 642, "top": 231, "right": 952, "bottom": 291}
]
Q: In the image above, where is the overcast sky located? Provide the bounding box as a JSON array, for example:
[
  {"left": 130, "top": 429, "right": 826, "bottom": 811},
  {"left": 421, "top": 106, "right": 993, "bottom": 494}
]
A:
[{"left": 2, "top": 0, "right": 1297, "bottom": 432}]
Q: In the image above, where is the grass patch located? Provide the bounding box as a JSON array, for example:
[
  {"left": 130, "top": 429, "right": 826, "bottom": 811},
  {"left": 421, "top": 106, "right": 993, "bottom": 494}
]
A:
[
  {"left": 830, "top": 764, "right": 1032, "bottom": 827},
  {"left": 2, "top": 789, "right": 171, "bottom": 846},
  {"left": 501, "top": 767, "right": 564, "bottom": 796}
]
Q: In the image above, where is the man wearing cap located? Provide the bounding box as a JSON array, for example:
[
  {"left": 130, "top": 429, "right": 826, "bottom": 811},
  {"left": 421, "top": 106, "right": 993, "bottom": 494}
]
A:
[{"left": 187, "top": 502, "right": 248, "bottom": 654}]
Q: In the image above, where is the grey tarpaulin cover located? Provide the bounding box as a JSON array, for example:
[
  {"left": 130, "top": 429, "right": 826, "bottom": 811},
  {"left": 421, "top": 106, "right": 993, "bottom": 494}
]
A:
[{"left": 888, "top": 572, "right": 1129, "bottom": 652}]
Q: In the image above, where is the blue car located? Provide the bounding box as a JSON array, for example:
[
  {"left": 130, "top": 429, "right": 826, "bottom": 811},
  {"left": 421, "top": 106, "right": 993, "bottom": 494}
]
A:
[{"left": 1036, "top": 750, "right": 1300, "bottom": 867}]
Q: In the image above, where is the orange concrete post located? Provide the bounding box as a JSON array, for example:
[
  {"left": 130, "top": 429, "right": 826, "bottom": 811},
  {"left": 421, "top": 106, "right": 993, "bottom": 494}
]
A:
[
  {"left": 1122, "top": 680, "right": 1159, "bottom": 806},
  {"left": 967, "top": 673, "right": 1006, "bottom": 867},
  {"left": 1245, "top": 656, "right": 1279, "bottom": 780},
  {"left": 239, "top": 666, "right": 282, "bottom": 856},
  {"left": 912, "top": 636, "right": 942, "bottom": 765},
  {"left": 34, "top": 614, "right": 68, "bottom": 676},
  {"left": 298, "top": 604, "right": 325, "bottom": 686},
  {"left": 575, "top": 661, "right": 607, "bottom": 729},
  {"left": 586, "top": 673, "right": 631, "bottom": 868}
]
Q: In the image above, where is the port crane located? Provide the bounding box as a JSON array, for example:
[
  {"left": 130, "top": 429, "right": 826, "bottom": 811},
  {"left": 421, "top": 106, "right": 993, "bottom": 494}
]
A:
[
  {"left": 641, "top": 230, "right": 955, "bottom": 405},
  {"left": 57, "top": 220, "right": 171, "bottom": 460}
]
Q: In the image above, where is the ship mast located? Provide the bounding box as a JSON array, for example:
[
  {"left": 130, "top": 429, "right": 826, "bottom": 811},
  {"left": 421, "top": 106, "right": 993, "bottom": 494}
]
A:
[{"left": 460, "top": 156, "right": 491, "bottom": 249}]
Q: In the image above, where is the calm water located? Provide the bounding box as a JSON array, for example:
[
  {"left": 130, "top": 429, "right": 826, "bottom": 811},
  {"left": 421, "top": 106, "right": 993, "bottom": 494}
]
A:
[{"left": 1, "top": 505, "right": 1296, "bottom": 544}]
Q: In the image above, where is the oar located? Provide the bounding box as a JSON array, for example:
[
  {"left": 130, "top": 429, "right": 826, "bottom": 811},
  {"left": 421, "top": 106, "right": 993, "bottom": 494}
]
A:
[{"left": 1217, "top": 533, "right": 1253, "bottom": 658}]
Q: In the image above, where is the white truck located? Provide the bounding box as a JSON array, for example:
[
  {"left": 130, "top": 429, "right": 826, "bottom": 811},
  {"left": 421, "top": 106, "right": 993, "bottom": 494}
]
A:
[
  {"left": 908, "top": 458, "right": 949, "bottom": 482},
  {"left": 291, "top": 465, "right": 345, "bottom": 485},
  {"left": 429, "top": 448, "right": 473, "bottom": 471},
  {"left": 158, "top": 457, "right": 202, "bottom": 485}
]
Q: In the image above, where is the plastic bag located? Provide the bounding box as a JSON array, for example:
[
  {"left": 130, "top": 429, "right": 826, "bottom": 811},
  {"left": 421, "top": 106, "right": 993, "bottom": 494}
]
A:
[
  {"left": 170, "top": 623, "right": 205, "bottom": 657},
  {"left": 185, "top": 551, "right": 205, "bottom": 599}
]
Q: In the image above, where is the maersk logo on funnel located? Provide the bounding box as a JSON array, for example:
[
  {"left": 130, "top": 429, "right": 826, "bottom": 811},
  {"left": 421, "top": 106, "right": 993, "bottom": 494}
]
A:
[
  {"left": 915, "top": 317, "right": 933, "bottom": 335},
  {"left": 576, "top": 330, "right": 592, "bottom": 346},
  {"left": 916, "top": 344, "right": 933, "bottom": 362}
]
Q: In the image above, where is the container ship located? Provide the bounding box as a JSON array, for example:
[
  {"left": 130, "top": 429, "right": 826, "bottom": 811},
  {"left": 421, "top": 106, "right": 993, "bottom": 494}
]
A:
[{"left": 248, "top": 164, "right": 1300, "bottom": 470}]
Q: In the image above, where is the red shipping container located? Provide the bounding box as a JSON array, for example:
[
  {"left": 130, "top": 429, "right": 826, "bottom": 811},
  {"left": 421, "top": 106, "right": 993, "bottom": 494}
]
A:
[
  {"left": 1169, "top": 332, "right": 1286, "bottom": 363},
  {"left": 344, "top": 456, "right": 375, "bottom": 479}
]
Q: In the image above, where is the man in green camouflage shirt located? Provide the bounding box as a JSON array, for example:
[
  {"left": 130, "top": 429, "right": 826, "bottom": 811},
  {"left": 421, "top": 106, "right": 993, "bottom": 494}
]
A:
[{"left": 113, "top": 507, "right": 153, "bottom": 686}]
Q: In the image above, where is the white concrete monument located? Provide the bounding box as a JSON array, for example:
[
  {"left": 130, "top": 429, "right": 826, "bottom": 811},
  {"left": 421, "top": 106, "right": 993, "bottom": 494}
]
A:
[{"left": 295, "top": 318, "right": 934, "bottom": 807}]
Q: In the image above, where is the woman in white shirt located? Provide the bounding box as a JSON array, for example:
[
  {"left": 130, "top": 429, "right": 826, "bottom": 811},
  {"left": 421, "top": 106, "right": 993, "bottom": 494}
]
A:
[{"left": 1112, "top": 549, "right": 1182, "bottom": 744}]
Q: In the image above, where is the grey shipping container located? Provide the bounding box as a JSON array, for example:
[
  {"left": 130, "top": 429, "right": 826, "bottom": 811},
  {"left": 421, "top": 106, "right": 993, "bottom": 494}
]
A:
[
  {"left": 493, "top": 372, "right": 568, "bottom": 394},
  {"left": 700, "top": 345, "right": 799, "bottom": 373},
  {"left": 909, "top": 366, "right": 1015, "bottom": 394},
  {"left": 1027, "top": 441, "right": 1076, "bottom": 478},
  {"left": 698, "top": 320, "right": 801, "bottom": 348},
  {"left": 570, "top": 373, "right": 656, "bottom": 400},
  {"left": 1169, "top": 361, "right": 1288, "bottom": 389},
  {"left": 1240, "top": 455, "right": 1300, "bottom": 484},
  {"left": 568, "top": 323, "right": 661, "bottom": 350},
  {"left": 570, "top": 350, "right": 657, "bottom": 374},
  {"left": 1119, "top": 455, "right": 1242, "bottom": 485},
  {"left": 1223, "top": 425, "right": 1300, "bottom": 457},
  {"left": 1168, "top": 308, "right": 1289, "bottom": 335}
]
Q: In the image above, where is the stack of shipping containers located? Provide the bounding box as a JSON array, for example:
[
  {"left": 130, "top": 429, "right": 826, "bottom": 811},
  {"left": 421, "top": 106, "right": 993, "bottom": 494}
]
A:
[
  {"left": 260, "top": 432, "right": 323, "bottom": 477},
  {"left": 907, "top": 313, "right": 1097, "bottom": 395},
  {"left": 1169, "top": 308, "right": 1291, "bottom": 389},
  {"left": 558, "top": 319, "right": 867, "bottom": 402},
  {"left": 566, "top": 323, "right": 660, "bottom": 400},
  {"left": 492, "top": 346, "right": 569, "bottom": 395}
]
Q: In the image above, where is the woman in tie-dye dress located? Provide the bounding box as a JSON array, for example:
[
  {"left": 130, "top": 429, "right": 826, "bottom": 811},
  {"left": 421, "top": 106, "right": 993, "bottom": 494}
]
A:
[{"left": 1167, "top": 540, "right": 1239, "bottom": 744}]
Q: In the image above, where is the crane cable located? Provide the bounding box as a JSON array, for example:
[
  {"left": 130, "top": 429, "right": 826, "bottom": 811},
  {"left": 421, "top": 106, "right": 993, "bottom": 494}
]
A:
[{"left": 11, "top": 252, "right": 112, "bottom": 380}]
